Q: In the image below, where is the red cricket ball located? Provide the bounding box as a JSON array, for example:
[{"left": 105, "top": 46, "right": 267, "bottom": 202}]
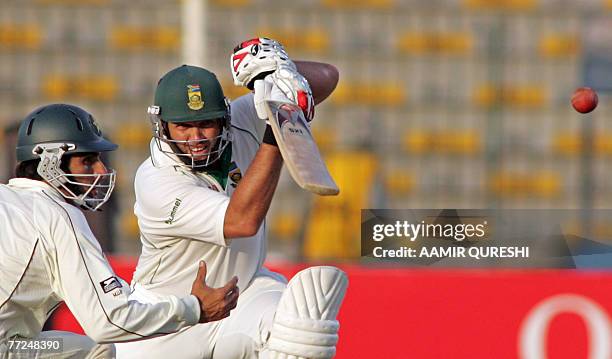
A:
[{"left": 571, "top": 87, "right": 598, "bottom": 114}]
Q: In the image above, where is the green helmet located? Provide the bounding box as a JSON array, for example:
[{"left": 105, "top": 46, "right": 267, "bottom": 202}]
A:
[
  {"left": 16, "top": 104, "right": 117, "bottom": 211},
  {"left": 154, "top": 65, "right": 230, "bottom": 122},
  {"left": 17, "top": 104, "right": 117, "bottom": 161},
  {"left": 148, "top": 65, "right": 232, "bottom": 169}
]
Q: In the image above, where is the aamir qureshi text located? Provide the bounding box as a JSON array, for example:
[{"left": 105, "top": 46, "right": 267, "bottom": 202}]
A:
[{"left": 372, "top": 245, "right": 530, "bottom": 259}]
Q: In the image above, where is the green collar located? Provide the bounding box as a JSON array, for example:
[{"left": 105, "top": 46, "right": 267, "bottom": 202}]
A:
[{"left": 200, "top": 145, "right": 232, "bottom": 190}]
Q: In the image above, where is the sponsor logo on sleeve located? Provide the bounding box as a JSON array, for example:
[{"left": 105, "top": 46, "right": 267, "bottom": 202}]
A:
[
  {"left": 100, "top": 276, "right": 122, "bottom": 294},
  {"left": 165, "top": 198, "right": 182, "bottom": 224}
]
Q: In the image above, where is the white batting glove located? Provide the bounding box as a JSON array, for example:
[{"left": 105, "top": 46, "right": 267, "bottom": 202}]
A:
[
  {"left": 272, "top": 64, "right": 315, "bottom": 122},
  {"left": 254, "top": 76, "right": 287, "bottom": 122},
  {"left": 253, "top": 67, "right": 315, "bottom": 122},
  {"left": 231, "top": 37, "right": 297, "bottom": 90}
]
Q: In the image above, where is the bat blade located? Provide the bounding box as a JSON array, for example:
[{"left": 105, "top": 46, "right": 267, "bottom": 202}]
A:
[{"left": 264, "top": 100, "right": 339, "bottom": 196}]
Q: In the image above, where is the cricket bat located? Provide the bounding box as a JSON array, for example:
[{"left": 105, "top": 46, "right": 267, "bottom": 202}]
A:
[{"left": 264, "top": 100, "right": 339, "bottom": 196}]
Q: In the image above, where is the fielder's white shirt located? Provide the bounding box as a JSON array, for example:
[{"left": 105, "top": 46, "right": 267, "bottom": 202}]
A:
[
  {"left": 0, "top": 179, "right": 200, "bottom": 343},
  {"left": 131, "top": 94, "right": 268, "bottom": 295}
]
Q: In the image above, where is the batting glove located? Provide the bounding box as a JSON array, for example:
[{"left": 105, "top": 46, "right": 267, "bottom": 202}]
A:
[
  {"left": 253, "top": 65, "right": 315, "bottom": 123},
  {"left": 230, "top": 37, "right": 297, "bottom": 90}
]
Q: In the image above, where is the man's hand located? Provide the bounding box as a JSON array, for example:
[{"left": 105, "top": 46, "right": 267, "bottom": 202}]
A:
[
  {"left": 253, "top": 68, "right": 315, "bottom": 122},
  {"left": 190, "top": 261, "right": 239, "bottom": 323},
  {"left": 231, "top": 37, "right": 315, "bottom": 122}
]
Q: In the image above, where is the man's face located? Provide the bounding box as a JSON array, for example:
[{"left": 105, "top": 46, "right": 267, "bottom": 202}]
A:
[
  {"left": 54, "top": 152, "right": 113, "bottom": 202},
  {"left": 67, "top": 153, "right": 109, "bottom": 185},
  {"left": 166, "top": 119, "right": 222, "bottom": 161}
]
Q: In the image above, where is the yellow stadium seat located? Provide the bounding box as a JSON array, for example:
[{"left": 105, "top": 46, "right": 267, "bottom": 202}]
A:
[
  {"left": 404, "top": 131, "right": 429, "bottom": 153},
  {"left": 36, "top": 0, "right": 109, "bottom": 5},
  {"left": 76, "top": 76, "right": 118, "bottom": 101},
  {"left": 489, "top": 171, "right": 561, "bottom": 198},
  {"left": 331, "top": 82, "right": 406, "bottom": 106},
  {"left": 304, "top": 151, "right": 378, "bottom": 260},
  {"left": 321, "top": 0, "right": 393, "bottom": 9},
  {"left": 505, "top": 85, "right": 547, "bottom": 107},
  {"left": 42, "top": 76, "right": 71, "bottom": 99},
  {"left": 0, "top": 25, "right": 42, "bottom": 50},
  {"left": 595, "top": 134, "right": 612, "bottom": 155},
  {"left": 397, "top": 32, "right": 473, "bottom": 55},
  {"left": 270, "top": 213, "right": 301, "bottom": 240},
  {"left": 403, "top": 130, "right": 482, "bottom": 155},
  {"left": 553, "top": 133, "right": 612, "bottom": 156},
  {"left": 473, "top": 84, "right": 497, "bottom": 107},
  {"left": 310, "top": 127, "right": 337, "bottom": 153},
  {"left": 221, "top": 80, "right": 251, "bottom": 100},
  {"left": 42, "top": 75, "right": 118, "bottom": 101},
  {"left": 109, "top": 26, "right": 179, "bottom": 51},
  {"left": 473, "top": 84, "right": 547, "bottom": 108},
  {"left": 211, "top": 0, "right": 251, "bottom": 7},
  {"left": 539, "top": 34, "right": 579, "bottom": 58},
  {"left": 113, "top": 124, "right": 151, "bottom": 149},
  {"left": 552, "top": 132, "right": 581, "bottom": 155},
  {"left": 464, "top": 0, "right": 536, "bottom": 11},
  {"left": 531, "top": 172, "right": 560, "bottom": 197},
  {"left": 256, "top": 28, "right": 329, "bottom": 54},
  {"left": 304, "top": 209, "right": 349, "bottom": 257},
  {"left": 384, "top": 170, "right": 414, "bottom": 195},
  {"left": 121, "top": 213, "right": 140, "bottom": 239}
]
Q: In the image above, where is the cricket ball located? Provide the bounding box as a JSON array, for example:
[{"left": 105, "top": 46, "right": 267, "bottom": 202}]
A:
[{"left": 571, "top": 87, "right": 598, "bottom": 114}]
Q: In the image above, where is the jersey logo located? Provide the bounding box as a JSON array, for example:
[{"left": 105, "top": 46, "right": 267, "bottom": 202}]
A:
[
  {"left": 187, "top": 84, "right": 204, "bottom": 110},
  {"left": 165, "top": 198, "right": 183, "bottom": 224},
  {"left": 228, "top": 162, "right": 242, "bottom": 188},
  {"left": 100, "top": 276, "right": 122, "bottom": 294}
]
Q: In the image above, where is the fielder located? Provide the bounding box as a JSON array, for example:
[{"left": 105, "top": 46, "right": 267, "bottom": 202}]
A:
[
  {"left": 115, "top": 38, "right": 348, "bottom": 359},
  {"left": 0, "top": 104, "right": 239, "bottom": 359}
]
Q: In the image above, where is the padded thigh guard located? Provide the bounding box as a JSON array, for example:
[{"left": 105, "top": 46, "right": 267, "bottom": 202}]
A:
[{"left": 266, "top": 266, "right": 348, "bottom": 359}]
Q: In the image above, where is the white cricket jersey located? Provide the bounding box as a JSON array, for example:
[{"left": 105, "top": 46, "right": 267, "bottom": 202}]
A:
[
  {"left": 131, "top": 93, "right": 268, "bottom": 295},
  {"left": 0, "top": 179, "right": 200, "bottom": 343}
]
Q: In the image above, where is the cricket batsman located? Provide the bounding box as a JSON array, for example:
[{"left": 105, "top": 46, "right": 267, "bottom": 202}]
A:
[
  {"left": 0, "top": 104, "right": 239, "bottom": 358},
  {"left": 115, "top": 38, "right": 348, "bottom": 359}
]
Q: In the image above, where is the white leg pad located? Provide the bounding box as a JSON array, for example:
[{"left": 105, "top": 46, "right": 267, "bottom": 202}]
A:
[{"left": 266, "top": 266, "right": 348, "bottom": 359}]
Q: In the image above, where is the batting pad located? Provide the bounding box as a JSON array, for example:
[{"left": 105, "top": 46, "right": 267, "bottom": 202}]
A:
[{"left": 266, "top": 266, "right": 348, "bottom": 359}]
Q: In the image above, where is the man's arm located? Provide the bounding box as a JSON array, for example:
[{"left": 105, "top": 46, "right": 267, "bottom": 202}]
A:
[
  {"left": 223, "top": 39, "right": 339, "bottom": 238},
  {"left": 45, "top": 204, "right": 237, "bottom": 342},
  {"left": 295, "top": 61, "right": 339, "bottom": 105},
  {"left": 223, "top": 144, "right": 283, "bottom": 238}
]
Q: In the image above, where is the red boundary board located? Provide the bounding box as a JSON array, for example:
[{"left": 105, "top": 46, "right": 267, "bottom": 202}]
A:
[{"left": 49, "top": 257, "right": 612, "bottom": 359}]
